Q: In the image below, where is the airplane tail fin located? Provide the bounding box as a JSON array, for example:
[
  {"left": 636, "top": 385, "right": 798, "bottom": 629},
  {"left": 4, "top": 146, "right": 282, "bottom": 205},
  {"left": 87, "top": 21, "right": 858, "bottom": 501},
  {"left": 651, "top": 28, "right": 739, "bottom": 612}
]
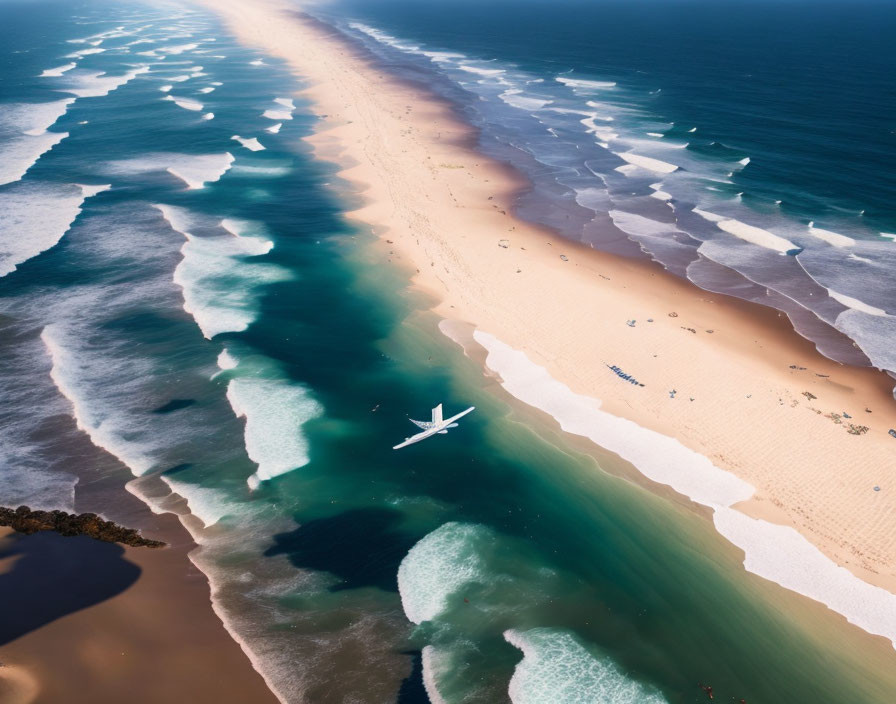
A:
[{"left": 432, "top": 403, "right": 443, "bottom": 425}]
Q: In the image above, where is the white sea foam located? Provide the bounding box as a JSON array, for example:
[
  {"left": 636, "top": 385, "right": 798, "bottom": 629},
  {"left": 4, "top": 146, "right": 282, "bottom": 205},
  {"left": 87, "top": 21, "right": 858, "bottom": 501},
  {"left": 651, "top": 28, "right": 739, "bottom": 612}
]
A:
[
  {"left": 827, "top": 290, "right": 887, "bottom": 317},
  {"left": 168, "top": 153, "right": 234, "bottom": 188},
  {"left": 692, "top": 207, "right": 725, "bottom": 223},
  {"left": 164, "top": 94, "right": 203, "bottom": 111},
  {"left": 0, "top": 128, "right": 68, "bottom": 186},
  {"left": 159, "top": 84, "right": 173, "bottom": 92},
  {"left": 1, "top": 98, "right": 73, "bottom": 138},
  {"left": 263, "top": 109, "right": 292, "bottom": 121},
  {"left": 226, "top": 376, "right": 321, "bottom": 489},
  {"left": 397, "top": 522, "right": 490, "bottom": 624},
  {"left": 472, "top": 329, "right": 896, "bottom": 649},
  {"left": 647, "top": 132, "right": 664, "bottom": 138},
  {"left": 457, "top": 64, "right": 505, "bottom": 77},
  {"left": 160, "top": 475, "right": 240, "bottom": 528},
  {"left": 420, "top": 646, "right": 449, "bottom": 704},
  {"left": 217, "top": 348, "right": 239, "bottom": 370},
  {"left": 615, "top": 151, "right": 678, "bottom": 174},
  {"left": 198, "top": 86, "right": 215, "bottom": 94},
  {"left": 231, "top": 135, "right": 265, "bottom": 151},
  {"left": 266, "top": 123, "right": 282, "bottom": 134},
  {"left": 807, "top": 223, "right": 855, "bottom": 248},
  {"left": 156, "top": 204, "right": 282, "bottom": 338},
  {"left": 473, "top": 331, "right": 752, "bottom": 507},
  {"left": 40, "top": 63, "right": 77, "bottom": 77},
  {"left": 504, "top": 629, "right": 667, "bottom": 704},
  {"left": 715, "top": 218, "right": 800, "bottom": 254},
  {"left": 713, "top": 508, "right": 896, "bottom": 649},
  {"left": 158, "top": 42, "right": 198, "bottom": 55},
  {"left": 202, "top": 112, "right": 214, "bottom": 120},
  {"left": 0, "top": 183, "right": 109, "bottom": 277},
  {"left": 41, "top": 325, "right": 155, "bottom": 474},
  {"left": 61, "top": 65, "right": 150, "bottom": 98},
  {"left": 499, "top": 89, "right": 552, "bottom": 111},
  {"left": 555, "top": 76, "right": 617, "bottom": 90},
  {"left": 107, "top": 152, "right": 233, "bottom": 189},
  {"left": 580, "top": 115, "right": 617, "bottom": 142},
  {"left": 220, "top": 218, "right": 273, "bottom": 250},
  {"left": 249, "top": 58, "right": 265, "bottom": 66},
  {"left": 65, "top": 47, "right": 105, "bottom": 59}
]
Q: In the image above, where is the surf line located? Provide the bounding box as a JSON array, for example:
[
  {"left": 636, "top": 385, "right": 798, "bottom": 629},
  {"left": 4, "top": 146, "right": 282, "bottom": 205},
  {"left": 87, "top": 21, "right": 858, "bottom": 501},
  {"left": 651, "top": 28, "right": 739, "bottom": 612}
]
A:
[{"left": 466, "top": 327, "right": 896, "bottom": 651}]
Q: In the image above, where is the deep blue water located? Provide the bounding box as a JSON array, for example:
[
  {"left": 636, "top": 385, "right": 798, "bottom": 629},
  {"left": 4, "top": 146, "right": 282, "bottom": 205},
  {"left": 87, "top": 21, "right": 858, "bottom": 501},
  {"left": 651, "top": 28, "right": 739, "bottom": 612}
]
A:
[{"left": 3, "top": 1, "right": 896, "bottom": 703}]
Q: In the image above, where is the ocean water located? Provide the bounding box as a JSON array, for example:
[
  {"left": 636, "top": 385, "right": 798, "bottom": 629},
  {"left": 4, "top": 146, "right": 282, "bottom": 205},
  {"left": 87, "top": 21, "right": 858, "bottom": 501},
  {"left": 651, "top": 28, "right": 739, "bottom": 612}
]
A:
[
  {"left": 324, "top": 0, "right": 896, "bottom": 391},
  {"left": 3, "top": 1, "right": 896, "bottom": 703}
]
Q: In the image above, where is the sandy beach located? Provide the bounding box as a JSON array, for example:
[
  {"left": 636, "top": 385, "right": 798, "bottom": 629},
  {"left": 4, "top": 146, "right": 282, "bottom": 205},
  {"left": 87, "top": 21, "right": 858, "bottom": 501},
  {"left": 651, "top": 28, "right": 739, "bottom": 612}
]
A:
[
  {"left": 0, "top": 518, "right": 278, "bottom": 704},
  {"left": 195, "top": 0, "right": 896, "bottom": 642}
]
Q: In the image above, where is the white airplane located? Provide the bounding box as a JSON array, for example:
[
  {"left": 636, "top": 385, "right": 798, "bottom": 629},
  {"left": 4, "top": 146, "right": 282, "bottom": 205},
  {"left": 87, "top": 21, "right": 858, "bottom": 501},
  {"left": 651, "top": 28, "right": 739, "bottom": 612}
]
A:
[{"left": 392, "top": 403, "right": 475, "bottom": 450}]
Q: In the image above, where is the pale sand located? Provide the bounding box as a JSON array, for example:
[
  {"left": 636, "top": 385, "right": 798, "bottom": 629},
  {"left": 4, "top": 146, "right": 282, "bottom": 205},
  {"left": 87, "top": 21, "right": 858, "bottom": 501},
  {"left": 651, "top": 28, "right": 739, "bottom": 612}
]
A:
[
  {"left": 0, "top": 664, "right": 38, "bottom": 704},
  {"left": 200, "top": 0, "right": 896, "bottom": 628}
]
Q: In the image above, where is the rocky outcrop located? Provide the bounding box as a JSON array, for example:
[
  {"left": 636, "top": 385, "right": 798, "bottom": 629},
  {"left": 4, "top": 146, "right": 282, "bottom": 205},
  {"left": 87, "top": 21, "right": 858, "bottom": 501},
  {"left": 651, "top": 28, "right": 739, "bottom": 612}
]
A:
[{"left": 0, "top": 505, "right": 165, "bottom": 548}]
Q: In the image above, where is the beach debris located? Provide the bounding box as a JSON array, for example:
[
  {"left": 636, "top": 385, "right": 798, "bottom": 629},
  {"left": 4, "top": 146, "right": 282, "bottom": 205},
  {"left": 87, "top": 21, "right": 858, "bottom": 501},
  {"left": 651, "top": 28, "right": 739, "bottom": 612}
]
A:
[
  {"left": 802, "top": 391, "right": 817, "bottom": 401},
  {"left": 847, "top": 424, "right": 869, "bottom": 435},
  {"left": 669, "top": 389, "right": 677, "bottom": 398},
  {"left": 668, "top": 312, "right": 678, "bottom": 317},
  {"left": 681, "top": 326, "right": 696, "bottom": 334},
  {"left": 705, "top": 329, "right": 714, "bottom": 334},
  {"left": 559, "top": 254, "right": 568, "bottom": 261},
  {"left": 816, "top": 373, "right": 830, "bottom": 378},
  {"left": 874, "top": 486, "right": 881, "bottom": 492},
  {"left": 866, "top": 408, "right": 872, "bottom": 413},
  {"left": 889, "top": 429, "right": 896, "bottom": 439},
  {"left": 626, "top": 319, "right": 636, "bottom": 327},
  {"left": 0, "top": 505, "right": 165, "bottom": 548},
  {"left": 789, "top": 364, "right": 807, "bottom": 370},
  {"left": 606, "top": 364, "right": 645, "bottom": 387},
  {"left": 843, "top": 412, "right": 852, "bottom": 419},
  {"left": 698, "top": 683, "right": 714, "bottom": 700},
  {"left": 498, "top": 239, "right": 510, "bottom": 249},
  {"left": 647, "top": 318, "right": 654, "bottom": 322}
]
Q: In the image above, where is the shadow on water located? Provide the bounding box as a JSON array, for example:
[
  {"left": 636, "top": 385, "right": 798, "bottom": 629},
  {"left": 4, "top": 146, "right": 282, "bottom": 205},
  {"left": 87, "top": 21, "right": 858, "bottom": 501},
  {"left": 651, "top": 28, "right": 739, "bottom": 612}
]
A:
[
  {"left": 0, "top": 531, "right": 140, "bottom": 645},
  {"left": 264, "top": 507, "right": 420, "bottom": 593},
  {"left": 396, "top": 650, "right": 429, "bottom": 704},
  {"left": 151, "top": 399, "right": 197, "bottom": 414}
]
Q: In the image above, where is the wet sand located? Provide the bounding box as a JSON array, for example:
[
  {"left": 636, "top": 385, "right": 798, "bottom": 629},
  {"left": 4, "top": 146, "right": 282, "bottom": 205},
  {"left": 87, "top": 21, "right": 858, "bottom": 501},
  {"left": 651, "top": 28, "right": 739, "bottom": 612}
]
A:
[{"left": 0, "top": 521, "right": 279, "bottom": 704}]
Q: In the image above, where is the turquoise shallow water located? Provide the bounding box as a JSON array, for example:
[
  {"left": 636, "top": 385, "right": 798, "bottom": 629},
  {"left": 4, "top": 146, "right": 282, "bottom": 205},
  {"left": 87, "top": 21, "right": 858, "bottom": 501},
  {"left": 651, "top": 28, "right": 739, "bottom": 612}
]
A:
[{"left": 2, "top": 0, "right": 896, "bottom": 702}]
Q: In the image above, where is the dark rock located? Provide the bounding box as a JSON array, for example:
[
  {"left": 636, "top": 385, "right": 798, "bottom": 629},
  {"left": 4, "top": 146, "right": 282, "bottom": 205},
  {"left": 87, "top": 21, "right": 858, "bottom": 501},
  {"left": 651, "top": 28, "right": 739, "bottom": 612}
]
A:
[{"left": 0, "top": 506, "right": 165, "bottom": 548}]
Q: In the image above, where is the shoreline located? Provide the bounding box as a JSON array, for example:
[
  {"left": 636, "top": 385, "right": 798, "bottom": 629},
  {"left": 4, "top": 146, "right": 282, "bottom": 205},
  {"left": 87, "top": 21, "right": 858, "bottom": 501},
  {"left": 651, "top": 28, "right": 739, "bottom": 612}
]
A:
[
  {"left": 198, "top": 0, "right": 896, "bottom": 647},
  {"left": 0, "top": 515, "right": 278, "bottom": 704}
]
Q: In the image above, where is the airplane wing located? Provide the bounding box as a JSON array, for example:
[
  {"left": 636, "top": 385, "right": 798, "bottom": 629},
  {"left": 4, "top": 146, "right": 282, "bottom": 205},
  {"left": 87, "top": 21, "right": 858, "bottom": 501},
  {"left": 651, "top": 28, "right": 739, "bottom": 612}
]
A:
[
  {"left": 409, "top": 418, "right": 435, "bottom": 429},
  {"left": 393, "top": 428, "right": 435, "bottom": 450},
  {"left": 444, "top": 406, "right": 475, "bottom": 424}
]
